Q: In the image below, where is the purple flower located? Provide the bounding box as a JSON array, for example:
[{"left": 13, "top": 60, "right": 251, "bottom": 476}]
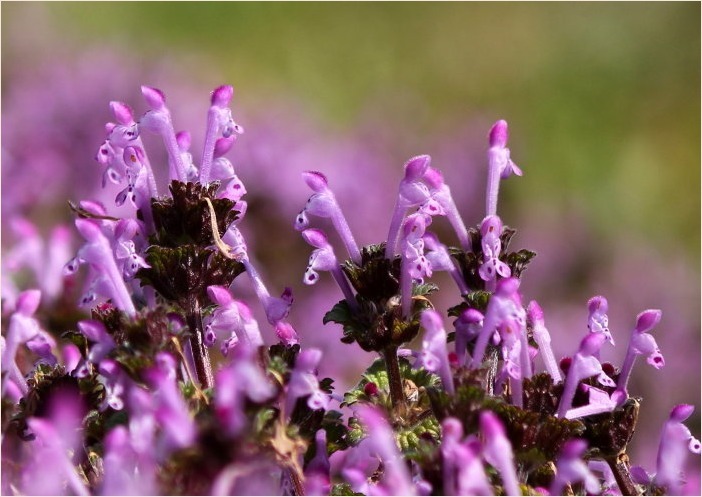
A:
[
  {"left": 441, "top": 418, "right": 493, "bottom": 495},
  {"left": 526, "top": 300, "right": 562, "bottom": 383},
  {"left": 563, "top": 383, "right": 617, "bottom": 420},
  {"left": 214, "top": 344, "right": 276, "bottom": 436},
  {"left": 3, "top": 218, "right": 73, "bottom": 308},
  {"left": 351, "top": 405, "right": 415, "bottom": 495},
  {"left": 385, "top": 155, "right": 434, "bottom": 259},
  {"left": 587, "top": 295, "right": 615, "bottom": 346},
  {"left": 101, "top": 425, "right": 156, "bottom": 495},
  {"left": 419, "top": 310, "right": 455, "bottom": 394},
  {"left": 295, "top": 171, "right": 361, "bottom": 264},
  {"left": 494, "top": 318, "right": 529, "bottom": 407},
  {"left": 549, "top": 439, "right": 600, "bottom": 495},
  {"left": 422, "top": 166, "right": 471, "bottom": 250},
  {"left": 485, "top": 120, "right": 522, "bottom": 217},
  {"left": 200, "top": 85, "right": 244, "bottom": 184},
  {"left": 470, "top": 278, "right": 526, "bottom": 371},
  {"left": 423, "top": 231, "right": 469, "bottom": 295},
  {"left": 615, "top": 309, "right": 664, "bottom": 404},
  {"left": 478, "top": 215, "right": 511, "bottom": 292},
  {"left": 454, "top": 307, "right": 484, "bottom": 367},
  {"left": 399, "top": 212, "right": 432, "bottom": 318},
  {"left": 654, "top": 404, "right": 701, "bottom": 493},
  {"left": 304, "top": 429, "right": 331, "bottom": 496},
  {"left": 557, "top": 333, "right": 616, "bottom": 419},
  {"left": 301, "top": 228, "right": 358, "bottom": 311},
  {"left": 205, "top": 285, "right": 264, "bottom": 352},
  {"left": 65, "top": 218, "right": 136, "bottom": 315},
  {"left": 144, "top": 352, "right": 196, "bottom": 452},
  {"left": 286, "top": 348, "right": 330, "bottom": 415},
  {"left": 139, "top": 85, "right": 189, "bottom": 183},
  {"left": 1, "top": 290, "right": 42, "bottom": 396},
  {"left": 23, "top": 391, "right": 88, "bottom": 496},
  {"left": 479, "top": 410, "right": 520, "bottom": 496}
]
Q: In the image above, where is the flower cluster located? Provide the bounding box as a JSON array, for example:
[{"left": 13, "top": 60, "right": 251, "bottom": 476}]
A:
[{"left": 1, "top": 85, "right": 698, "bottom": 496}]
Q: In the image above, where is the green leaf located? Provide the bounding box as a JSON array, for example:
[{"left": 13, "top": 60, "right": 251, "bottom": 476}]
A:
[
  {"left": 342, "top": 357, "right": 440, "bottom": 407},
  {"left": 331, "top": 483, "right": 365, "bottom": 496}
]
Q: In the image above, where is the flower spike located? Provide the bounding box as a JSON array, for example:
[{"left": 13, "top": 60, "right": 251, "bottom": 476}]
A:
[
  {"left": 200, "top": 85, "right": 243, "bottom": 184},
  {"left": 486, "top": 120, "right": 522, "bottom": 217},
  {"left": 587, "top": 295, "right": 615, "bottom": 346},
  {"left": 301, "top": 228, "right": 358, "bottom": 311},
  {"left": 557, "top": 332, "right": 615, "bottom": 418},
  {"left": 139, "top": 85, "right": 188, "bottom": 182},
  {"left": 419, "top": 310, "right": 455, "bottom": 394},
  {"left": 480, "top": 410, "right": 521, "bottom": 496},
  {"left": 478, "top": 215, "right": 511, "bottom": 292},
  {"left": 654, "top": 404, "right": 701, "bottom": 494},
  {"left": 527, "top": 300, "right": 562, "bottom": 383},
  {"left": 615, "top": 309, "right": 664, "bottom": 404},
  {"left": 295, "top": 171, "right": 361, "bottom": 264}
]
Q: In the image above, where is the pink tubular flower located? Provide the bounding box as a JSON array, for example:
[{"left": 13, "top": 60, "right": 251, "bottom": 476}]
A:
[
  {"left": 454, "top": 307, "right": 484, "bottom": 367},
  {"left": 587, "top": 296, "right": 615, "bottom": 346},
  {"left": 480, "top": 410, "right": 520, "bottom": 496},
  {"left": 478, "top": 215, "right": 511, "bottom": 292},
  {"left": 654, "top": 404, "right": 701, "bottom": 494},
  {"left": 305, "top": 429, "right": 331, "bottom": 496},
  {"left": 526, "top": 300, "right": 562, "bottom": 383},
  {"left": 386, "top": 155, "right": 436, "bottom": 259},
  {"left": 556, "top": 333, "right": 616, "bottom": 419},
  {"left": 294, "top": 171, "right": 361, "bottom": 264},
  {"left": 495, "top": 318, "right": 528, "bottom": 407},
  {"left": 471, "top": 278, "right": 526, "bottom": 370},
  {"left": 215, "top": 344, "right": 276, "bottom": 436},
  {"left": 101, "top": 425, "right": 156, "bottom": 495},
  {"left": 22, "top": 390, "right": 88, "bottom": 496},
  {"left": 205, "top": 285, "right": 264, "bottom": 352},
  {"left": 485, "top": 120, "right": 522, "bottom": 217},
  {"left": 441, "top": 418, "right": 493, "bottom": 496},
  {"left": 353, "top": 405, "right": 415, "bottom": 495},
  {"left": 399, "top": 212, "right": 432, "bottom": 318},
  {"left": 1, "top": 290, "right": 43, "bottom": 396},
  {"left": 3, "top": 218, "right": 73, "bottom": 307},
  {"left": 286, "top": 348, "right": 330, "bottom": 415},
  {"left": 423, "top": 166, "right": 471, "bottom": 250},
  {"left": 550, "top": 439, "right": 600, "bottom": 495},
  {"left": 301, "top": 228, "right": 358, "bottom": 311},
  {"left": 138, "top": 85, "right": 188, "bottom": 182},
  {"left": 144, "top": 353, "right": 196, "bottom": 452},
  {"left": 419, "top": 310, "right": 454, "bottom": 394},
  {"left": 200, "top": 85, "right": 243, "bottom": 184},
  {"left": 66, "top": 218, "right": 136, "bottom": 315},
  {"left": 615, "top": 309, "right": 664, "bottom": 404},
  {"left": 423, "top": 231, "right": 469, "bottom": 295}
]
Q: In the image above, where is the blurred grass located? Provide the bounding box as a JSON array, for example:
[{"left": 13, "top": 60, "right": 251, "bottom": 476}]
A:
[{"left": 2, "top": 2, "right": 700, "bottom": 258}]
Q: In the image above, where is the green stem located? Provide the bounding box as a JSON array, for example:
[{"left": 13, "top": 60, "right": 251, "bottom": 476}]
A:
[{"left": 384, "top": 346, "right": 405, "bottom": 411}]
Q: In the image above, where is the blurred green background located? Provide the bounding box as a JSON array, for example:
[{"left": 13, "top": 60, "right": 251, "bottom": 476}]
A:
[{"left": 3, "top": 2, "right": 699, "bottom": 259}]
